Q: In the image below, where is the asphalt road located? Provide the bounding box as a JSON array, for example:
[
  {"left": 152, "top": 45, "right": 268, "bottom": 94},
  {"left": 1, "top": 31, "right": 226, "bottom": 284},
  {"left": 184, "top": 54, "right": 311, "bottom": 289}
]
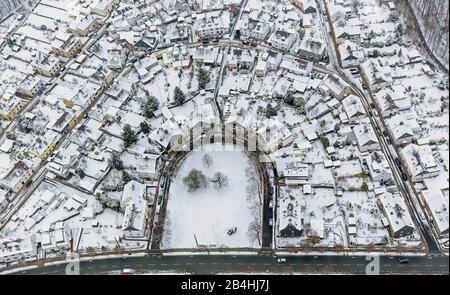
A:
[{"left": 13, "top": 254, "right": 449, "bottom": 275}]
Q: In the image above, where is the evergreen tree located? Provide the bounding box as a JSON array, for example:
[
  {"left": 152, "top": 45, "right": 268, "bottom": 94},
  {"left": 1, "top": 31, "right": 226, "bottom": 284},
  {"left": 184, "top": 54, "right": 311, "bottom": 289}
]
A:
[
  {"left": 360, "top": 182, "right": 369, "bottom": 192},
  {"left": 283, "top": 91, "right": 295, "bottom": 106},
  {"left": 122, "top": 171, "right": 132, "bottom": 184},
  {"left": 173, "top": 86, "right": 186, "bottom": 106},
  {"left": 76, "top": 169, "right": 85, "bottom": 179},
  {"left": 197, "top": 68, "right": 211, "bottom": 90},
  {"left": 294, "top": 97, "right": 306, "bottom": 114},
  {"left": 142, "top": 96, "right": 159, "bottom": 118},
  {"left": 122, "top": 124, "right": 137, "bottom": 148},
  {"left": 111, "top": 153, "right": 124, "bottom": 170},
  {"left": 265, "top": 104, "right": 278, "bottom": 118},
  {"left": 140, "top": 121, "right": 150, "bottom": 134}
]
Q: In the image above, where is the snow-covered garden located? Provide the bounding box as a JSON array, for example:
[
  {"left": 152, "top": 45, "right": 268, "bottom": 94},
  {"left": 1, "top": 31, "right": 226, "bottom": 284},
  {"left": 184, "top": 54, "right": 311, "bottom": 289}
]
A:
[{"left": 162, "top": 144, "right": 262, "bottom": 249}]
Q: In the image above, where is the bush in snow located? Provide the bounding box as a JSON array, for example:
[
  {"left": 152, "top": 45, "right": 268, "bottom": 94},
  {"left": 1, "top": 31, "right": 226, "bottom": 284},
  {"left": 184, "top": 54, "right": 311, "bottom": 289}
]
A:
[
  {"left": 183, "top": 169, "right": 208, "bottom": 192},
  {"left": 360, "top": 182, "right": 369, "bottom": 192}
]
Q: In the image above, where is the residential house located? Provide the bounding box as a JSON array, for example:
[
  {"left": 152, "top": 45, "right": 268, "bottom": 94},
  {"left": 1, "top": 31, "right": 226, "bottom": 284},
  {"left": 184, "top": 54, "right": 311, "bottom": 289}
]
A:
[
  {"left": 194, "top": 14, "right": 229, "bottom": 39},
  {"left": 378, "top": 192, "right": 416, "bottom": 238},
  {"left": 353, "top": 119, "right": 380, "bottom": 152},
  {"left": 365, "top": 151, "right": 392, "bottom": 183},
  {"left": 267, "top": 29, "right": 298, "bottom": 51},
  {"left": 17, "top": 75, "right": 44, "bottom": 97},
  {"left": 338, "top": 40, "right": 365, "bottom": 66},
  {"left": 320, "top": 74, "right": 352, "bottom": 100},
  {"left": 237, "top": 18, "right": 272, "bottom": 41},
  {"left": 342, "top": 94, "right": 366, "bottom": 123},
  {"left": 0, "top": 236, "right": 38, "bottom": 264},
  {"left": 51, "top": 33, "right": 83, "bottom": 58},
  {"left": 32, "top": 54, "right": 62, "bottom": 77},
  {"left": 420, "top": 189, "right": 449, "bottom": 236},
  {"left": 297, "top": 37, "right": 326, "bottom": 61},
  {"left": 0, "top": 94, "right": 27, "bottom": 120},
  {"left": 122, "top": 182, "right": 147, "bottom": 239},
  {"left": 400, "top": 144, "right": 440, "bottom": 182},
  {"left": 386, "top": 114, "right": 415, "bottom": 145}
]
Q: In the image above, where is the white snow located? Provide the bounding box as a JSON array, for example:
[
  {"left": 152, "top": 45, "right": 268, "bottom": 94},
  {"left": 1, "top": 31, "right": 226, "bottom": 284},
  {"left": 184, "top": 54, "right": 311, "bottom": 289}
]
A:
[{"left": 162, "top": 144, "right": 262, "bottom": 249}]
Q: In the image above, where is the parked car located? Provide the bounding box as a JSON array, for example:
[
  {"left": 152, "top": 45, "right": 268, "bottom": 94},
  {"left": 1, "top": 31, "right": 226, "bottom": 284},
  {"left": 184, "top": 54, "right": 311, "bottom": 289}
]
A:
[
  {"left": 401, "top": 172, "right": 408, "bottom": 182},
  {"left": 277, "top": 258, "right": 287, "bottom": 263},
  {"left": 25, "top": 180, "right": 33, "bottom": 188},
  {"left": 398, "top": 257, "right": 410, "bottom": 264}
]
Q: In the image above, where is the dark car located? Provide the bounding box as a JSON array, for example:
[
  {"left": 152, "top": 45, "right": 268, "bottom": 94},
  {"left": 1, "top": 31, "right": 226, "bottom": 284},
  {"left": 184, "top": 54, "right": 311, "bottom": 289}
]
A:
[
  {"left": 25, "top": 180, "right": 33, "bottom": 188},
  {"left": 401, "top": 171, "right": 408, "bottom": 181},
  {"left": 398, "top": 257, "right": 410, "bottom": 264},
  {"left": 394, "top": 158, "right": 402, "bottom": 167}
]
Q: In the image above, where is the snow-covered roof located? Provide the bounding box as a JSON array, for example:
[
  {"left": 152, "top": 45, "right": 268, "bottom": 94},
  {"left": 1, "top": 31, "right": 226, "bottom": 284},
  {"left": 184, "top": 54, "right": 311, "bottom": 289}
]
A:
[{"left": 378, "top": 192, "right": 415, "bottom": 235}]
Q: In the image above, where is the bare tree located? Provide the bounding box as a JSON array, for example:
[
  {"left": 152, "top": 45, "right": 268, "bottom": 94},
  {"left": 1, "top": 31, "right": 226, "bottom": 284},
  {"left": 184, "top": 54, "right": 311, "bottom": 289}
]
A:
[
  {"left": 245, "top": 165, "right": 262, "bottom": 206},
  {"left": 210, "top": 172, "right": 229, "bottom": 190},
  {"left": 162, "top": 212, "right": 172, "bottom": 246},
  {"left": 247, "top": 219, "right": 261, "bottom": 246},
  {"left": 202, "top": 153, "right": 214, "bottom": 168}
]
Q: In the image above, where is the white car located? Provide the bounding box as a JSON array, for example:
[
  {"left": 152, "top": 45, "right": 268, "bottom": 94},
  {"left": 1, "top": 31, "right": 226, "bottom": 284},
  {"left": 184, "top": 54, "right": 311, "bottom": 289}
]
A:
[{"left": 277, "top": 258, "right": 286, "bottom": 263}]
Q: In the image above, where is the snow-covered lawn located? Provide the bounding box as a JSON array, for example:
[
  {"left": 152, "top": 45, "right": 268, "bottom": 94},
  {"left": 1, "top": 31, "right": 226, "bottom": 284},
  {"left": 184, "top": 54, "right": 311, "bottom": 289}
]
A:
[{"left": 162, "top": 144, "right": 262, "bottom": 249}]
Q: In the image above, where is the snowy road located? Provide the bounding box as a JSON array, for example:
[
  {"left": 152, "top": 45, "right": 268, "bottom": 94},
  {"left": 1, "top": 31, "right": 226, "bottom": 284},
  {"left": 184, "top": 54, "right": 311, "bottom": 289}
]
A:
[{"left": 9, "top": 253, "right": 449, "bottom": 275}]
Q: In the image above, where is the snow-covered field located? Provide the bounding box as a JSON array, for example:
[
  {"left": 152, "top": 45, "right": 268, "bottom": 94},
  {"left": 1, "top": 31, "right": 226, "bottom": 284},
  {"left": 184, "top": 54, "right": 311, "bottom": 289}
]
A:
[{"left": 162, "top": 144, "right": 262, "bottom": 249}]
